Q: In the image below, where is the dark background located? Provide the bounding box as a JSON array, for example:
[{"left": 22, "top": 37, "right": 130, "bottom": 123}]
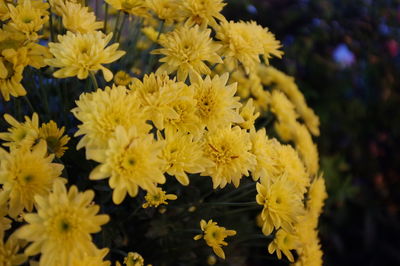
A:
[{"left": 225, "top": 0, "right": 400, "bottom": 265}]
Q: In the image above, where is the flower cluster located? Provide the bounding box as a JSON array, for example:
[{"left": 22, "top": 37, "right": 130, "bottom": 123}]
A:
[{"left": 0, "top": 0, "right": 327, "bottom": 265}]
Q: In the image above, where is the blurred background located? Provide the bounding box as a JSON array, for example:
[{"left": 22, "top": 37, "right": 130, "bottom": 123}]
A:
[{"left": 225, "top": 0, "right": 400, "bottom": 265}]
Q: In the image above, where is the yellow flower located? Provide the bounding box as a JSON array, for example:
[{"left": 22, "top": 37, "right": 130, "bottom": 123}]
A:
[
  {"left": 0, "top": 113, "right": 39, "bottom": 149},
  {"left": 238, "top": 98, "right": 259, "bottom": 130},
  {"left": 0, "top": 58, "right": 26, "bottom": 101},
  {"left": 2, "top": 42, "right": 52, "bottom": 69},
  {"left": 292, "top": 123, "right": 319, "bottom": 176},
  {"left": 216, "top": 20, "right": 282, "bottom": 73},
  {"left": 192, "top": 73, "right": 243, "bottom": 130},
  {"left": 0, "top": 233, "right": 27, "bottom": 266},
  {"left": 147, "top": 0, "right": 179, "bottom": 25},
  {"left": 48, "top": 0, "right": 84, "bottom": 16},
  {"left": 259, "top": 66, "right": 320, "bottom": 136},
  {"left": 60, "top": 2, "right": 103, "bottom": 33},
  {"left": 114, "top": 70, "right": 132, "bottom": 86},
  {"left": 179, "top": 0, "right": 226, "bottom": 28},
  {"left": 71, "top": 248, "right": 111, "bottom": 266},
  {"left": 105, "top": 0, "right": 148, "bottom": 17},
  {"left": 7, "top": 0, "right": 49, "bottom": 41},
  {"left": 123, "top": 252, "right": 144, "bottom": 266},
  {"left": 72, "top": 85, "right": 149, "bottom": 156},
  {"left": 0, "top": 141, "right": 64, "bottom": 218},
  {"left": 142, "top": 187, "right": 177, "bottom": 208},
  {"left": 89, "top": 126, "right": 166, "bottom": 204},
  {"left": 153, "top": 25, "right": 222, "bottom": 81},
  {"left": 130, "top": 72, "right": 187, "bottom": 130},
  {"left": 46, "top": 31, "right": 125, "bottom": 81},
  {"left": 158, "top": 130, "right": 213, "bottom": 186},
  {"left": 202, "top": 126, "right": 256, "bottom": 189},
  {"left": 0, "top": 190, "right": 11, "bottom": 239},
  {"left": 0, "top": 0, "right": 10, "bottom": 21},
  {"left": 256, "top": 175, "right": 305, "bottom": 235},
  {"left": 38, "top": 120, "right": 70, "bottom": 158},
  {"left": 307, "top": 175, "right": 327, "bottom": 220},
  {"left": 268, "top": 229, "right": 299, "bottom": 262},
  {"left": 249, "top": 128, "right": 276, "bottom": 181},
  {"left": 16, "top": 180, "right": 110, "bottom": 266},
  {"left": 194, "top": 219, "right": 236, "bottom": 259}
]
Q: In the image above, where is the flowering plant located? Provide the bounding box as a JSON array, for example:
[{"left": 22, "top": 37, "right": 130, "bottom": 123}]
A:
[{"left": 0, "top": 0, "right": 326, "bottom": 265}]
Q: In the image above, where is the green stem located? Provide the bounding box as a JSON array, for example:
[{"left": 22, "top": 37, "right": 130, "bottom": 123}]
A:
[
  {"left": 113, "top": 10, "right": 121, "bottom": 41},
  {"left": 23, "top": 96, "right": 35, "bottom": 113},
  {"left": 116, "top": 12, "right": 128, "bottom": 43},
  {"left": 48, "top": 7, "right": 55, "bottom": 42},
  {"left": 103, "top": 3, "right": 109, "bottom": 33},
  {"left": 89, "top": 72, "right": 99, "bottom": 91}
]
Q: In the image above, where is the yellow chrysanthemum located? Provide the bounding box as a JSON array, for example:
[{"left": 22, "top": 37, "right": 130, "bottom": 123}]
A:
[
  {"left": 60, "top": 2, "right": 103, "bottom": 33},
  {"left": 2, "top": 41, "right": 52, "bottom": 69},
  {"left": 130, "top": 72, "right": 188, "bottom": 130},
  {"left": 202, "top": 126, "right": 256, "bottom": 189},
  {"left": 307, "top": 175, "right": 327, "bottom": 219},
  {"left": 0, "top": 141, "right": 64, "bottom": 218},
  {"left": 114, "top": 70, "right": 132, "bottom": 86},
  {"left": 179, "top": 0, "right": 226, "bottom": 28},
  {"left": 238, "top": 98, "right": 259, "bottom": 130},
  {"left": 0, "top": 58, "right": 26, "bottom": 101},
  {"left": 158, "top": 130, "right": 213, "bottom": 186},
  {"left": 0, "top": 0, "right": 10, "bottom": 21},
  {"left": 268, "top": 229, "right": 299, "bottom": 262},
  {"left": 72, "top": 85, "right": 149, "bottom": 157},
  {"left": 0, "top": 233, "right": 27, "bottom": 266},
  {"left": 147, "top": 0, "right": 179, "bottom": 25},
  {"left": 7, "top": 0, "right": 49, "bottom": 41},
  {"left": 194, "top": 219, "right": 236, "bottom": 259},
  {"left": 71, "top": 248, "right": 111, "bottom": 266},
  {"left": 89, "top": 126, "right": 166, "bottom": 204},
  {"left": 259, "top": 65, "right": 320, "bottom": 136},
  {"left": 124, "top": 252, "right": 145, "bottom": 266},
  {"left": 46, "top": 31, "right": 125, "bottom": 81},
  {"left": 0, "top": 190, "right": 11, "bottom": 239},
  {"left": 256, "top": 175, "right": 305, "bottom": 236},
  {"left": 191, "top": 73, "right": 243, "bottom": 130},
  {"left": 105, "top": 0, "right": 148, "bottom": 17},
  {"left": 292, "top": 123, "right": 319, "bottom": 176},
  {"left": 153, "top": 25, "right": 222, "bottom": 81},
  {"left": 0, "top": 113, "right": 39, "bottom": 149},
  {"left": 216, "top": 20, "right": 282, "bottom": 73},
  {"left": 142, "top": 187, "right": 177, "bottom": 208},
  {"left": 38, "top": 120, "right": 70, "bottom": 158},
  {"left": 16, "top": 180, "right": 110, "bottom": 266}
]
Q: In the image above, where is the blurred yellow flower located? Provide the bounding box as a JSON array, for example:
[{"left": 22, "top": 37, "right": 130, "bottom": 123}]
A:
[
  {"left": 0, "top": 141, "right": 64, "bottom": 218},
  {"left": 71, "top": 248, "right": 111, "bottom": 266},
  {"left": 105, "top": 0, "right": 148, "bottom": 17},
  {"left": 124, "top": 252, "right": 145, "bottom": 266},
  {"left": 142, "top": 187, "right": 177, "bottom": 208},
  {"left": 60, "top": 2, "right": 103, "bottom": 33},
  {"left": 0, "top": 58, "right": 26, "bottom": 101},
  {"left": 0, "top": 113, "right": 39, "bottom": 149},
  {"left": 38, "top": 120, "right": 70, "bottom": 158},
  {"left": 46, "top": 31, "right": 125, "bottom": 81},
  {"left": 179, "top": 0, "right": 226, "bottom": 28},
  {"left": 147, "top": 0, "right": 179, "bottom": 24},
  {"left": 114, "top": 70, "right": 133, "bottom": 86},
  {"left": 0, "top": 233, "right": 27, "bottom": 266},
  {"left": 153, "top": 25, "right": 222, "bottom": 81},
  {"left": 16, "top": 180, "right": 109, "bottom": 266},
  {"left": 268, "top": 229, "right": 299, "bottom": 262},
  {"left": 194, "top": 219, "right": 236, "bottom": 259}
]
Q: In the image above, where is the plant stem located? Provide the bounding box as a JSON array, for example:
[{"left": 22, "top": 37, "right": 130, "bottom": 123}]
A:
[
  {"left": 116, "top": 12, "right": 128, "bottom": 43},
  {"left": 113, "top": 10, "right": 121, "bottom": 41},
  {"left": 103, "top": 3, "right": 109, "bottom": 33},
  {"left": 23, "top": 96, "right": 35, "bottom": 113},
  {"left": 89, "top": 72, "right": 99, "bottom": 91},
  {"left": 48, "top": 7, "right": 55, "bottom": 42}
]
